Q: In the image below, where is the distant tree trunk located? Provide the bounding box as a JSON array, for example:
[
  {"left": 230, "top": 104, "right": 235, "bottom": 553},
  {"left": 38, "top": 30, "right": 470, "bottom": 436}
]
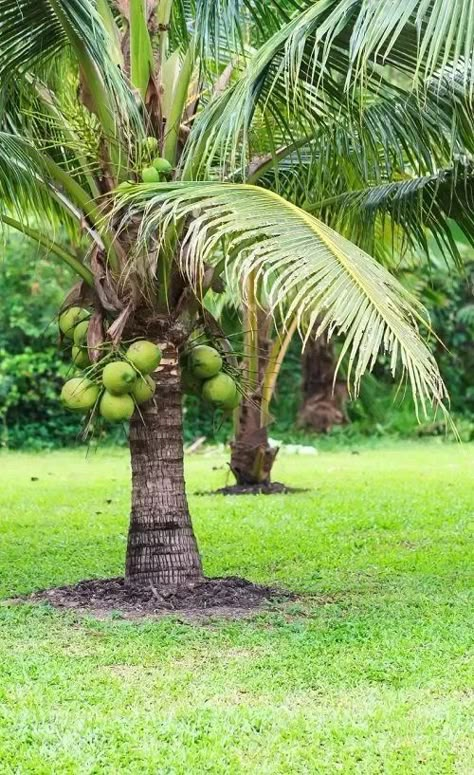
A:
[
  {"left": 230, "top": 310, "right": 278, "bottom": 485},
  {"left": 230, "top": 398, "right": 278, "bottom": 485},
  {"left": 126, "top": 342, "right": 203, "bottom": 587},
  {"left": 297, "top": 332, "right": 347, "bottom": 433}
]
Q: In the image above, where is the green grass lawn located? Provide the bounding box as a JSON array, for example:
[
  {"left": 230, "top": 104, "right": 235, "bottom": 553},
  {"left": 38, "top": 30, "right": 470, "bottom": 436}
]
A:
[{"left": 0, "top": 442, "right": 473, "bottom": 774}]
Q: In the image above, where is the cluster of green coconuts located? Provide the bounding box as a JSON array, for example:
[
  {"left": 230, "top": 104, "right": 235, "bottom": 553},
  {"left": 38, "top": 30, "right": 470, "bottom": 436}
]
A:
[
  {"left": 182, "top": 345, "right": 241, "bottom": 412},
  {"left": 58, "top": 306, "right": 241, "bottom": 424},
  {"left": 117, "top": 137, "right": 173, "bottom": 191},
  {"left": 58, "top": 306, "right": 161, "bottom": 423}
]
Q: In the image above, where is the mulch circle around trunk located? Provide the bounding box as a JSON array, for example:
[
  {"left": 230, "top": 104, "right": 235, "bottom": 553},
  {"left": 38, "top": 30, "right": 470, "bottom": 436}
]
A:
[
  {"left": 22, "top": 576, "right": 294, "bottom": 621},
  {"left": 198, "top": 482, "right": 308, "bottom": 496}
]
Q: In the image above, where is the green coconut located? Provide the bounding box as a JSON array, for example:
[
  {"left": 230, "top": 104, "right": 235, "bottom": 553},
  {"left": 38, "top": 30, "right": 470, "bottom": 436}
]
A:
[
  {"left": 190, "top": 345, "right": 223, "bottom": 379},
  {"left": 131, "top": 375, "right": 156, "bottom": 404},
  {"left": 141, "top": 166, "right": 160, "bottom": 183},
  {"left": 126, "top": 340, "right": 161, "bottom": 374},
  {"left": 202, "top": 373, "right": 237, "bottom": 406},
  {"left": 72, "top": 345, "right": 90, "bottom": 369},
  {"left": 142, "top": 136, "right": 159, "bottom": 154},
  {"left": 100, "top": 391, "right": 135, "bottom": 422},
  {"left": 152, "top": 157, "right": 173, "bottom": 177},
  {"left": 59, "top": 306, "right": 89, "bottom": 339},
  {"left": 73, "top": 319, "right": 89, "bottom": 347},
  {"left": 116, "top": 180, "right": 134, "bottom": 193},
  {"left": 102, "top": 360, "right": 137, "bottom": 395},
  {"left": 60, "top": 377, "right": 99, "bottom": 412},
  {"left": 221, "top": 389, "right": 242, "bottom": 411}
]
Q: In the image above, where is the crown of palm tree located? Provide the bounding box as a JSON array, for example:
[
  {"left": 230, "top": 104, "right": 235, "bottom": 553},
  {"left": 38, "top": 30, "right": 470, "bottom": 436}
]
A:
[{"left": 1, "top": 0, "right": 472, "bottom": 414}]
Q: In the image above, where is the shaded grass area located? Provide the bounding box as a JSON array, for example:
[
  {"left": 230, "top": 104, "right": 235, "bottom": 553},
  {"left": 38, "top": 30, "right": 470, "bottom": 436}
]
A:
[{"left": 0, "top": 442, "right": 473, "bottom": 773}]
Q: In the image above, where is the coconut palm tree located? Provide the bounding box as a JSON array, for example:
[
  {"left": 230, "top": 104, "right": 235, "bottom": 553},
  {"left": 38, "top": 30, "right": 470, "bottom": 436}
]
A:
[
  {"left": 221, "top": 8, "right": 474, "bottom": 487},
  {"left": 0, "top": 0, "right": 465, "bottom": 587}
]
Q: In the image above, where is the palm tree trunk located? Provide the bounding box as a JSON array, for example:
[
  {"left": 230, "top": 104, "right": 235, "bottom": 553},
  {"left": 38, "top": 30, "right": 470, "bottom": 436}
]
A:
[
  {"left": 126, "top": 343, "right": 203, "bottom": 587},
  {"left": 230, "top": 309, "right": 278, "bottom": 485},
  {"left": 230, "top": 397, "right": 278, "bottom": 485},
  {"left": 297, "top": 332, "right": 347, "bottom": 433}
]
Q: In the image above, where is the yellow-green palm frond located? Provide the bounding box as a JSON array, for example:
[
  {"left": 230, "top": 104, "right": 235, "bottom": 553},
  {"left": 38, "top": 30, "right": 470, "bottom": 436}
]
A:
[{"left": 116, "top": 181, "right": 448, "bottom": 413}]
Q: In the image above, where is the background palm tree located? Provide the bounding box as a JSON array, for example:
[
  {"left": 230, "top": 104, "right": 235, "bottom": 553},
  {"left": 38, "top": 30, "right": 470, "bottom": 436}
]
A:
[
  {"left": 0, "top": 0, "right": 459, "bottom": 587},
  {"left": 297, "top": 330, "right": 347, "bottom": 433}
]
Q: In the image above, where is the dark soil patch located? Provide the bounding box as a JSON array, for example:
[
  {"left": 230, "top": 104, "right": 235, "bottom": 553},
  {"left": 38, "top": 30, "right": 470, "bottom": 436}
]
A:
[
  {"left": 199, "top": 482, "right": 308, "bottom": 496},
  {"left": 22, "top": 576, "right": 294, "bottom": 621}
]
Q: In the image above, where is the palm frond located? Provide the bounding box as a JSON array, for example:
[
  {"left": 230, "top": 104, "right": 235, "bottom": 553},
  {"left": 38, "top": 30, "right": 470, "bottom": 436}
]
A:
[
  {"left": 116, "top": 181, "right": 448, "bottom": 412},
  {"left": 171, "top": 0, "right": 304, "bottom": 61},
  {"left": 0, "top": 0, "right": 143, "bottom": 139},
  {"left": 0, "top": 71, "right": 103, "bottom": 198},
  {"left": 254, "top": 86, "right": 458, "bottom": 203},
  {"left": 429, "top": 67, "right": 474, "bottom": 157},
  {"left": 182, "top": 1, "right": 359, "bottom": 175},
  {"left": 183, "top": 0, "right": 474, "bottom": 176},
  {"left": 0, "top": 131, "right": 80, "bottom": 238},
  {"left": 311, "top": 161, "right": 474, "bottom": 266},
  {"left": 349, "top": 0, "right": 474, "bottom": 93},
  {"left": 0, "top": 128, "right": 119, "bottom": 263}
]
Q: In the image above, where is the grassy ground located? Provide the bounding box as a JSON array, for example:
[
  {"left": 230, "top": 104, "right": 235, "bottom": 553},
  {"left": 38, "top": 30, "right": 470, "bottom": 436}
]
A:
[{"left": 0, "top": 441, "right": 473, "bottom": 774}]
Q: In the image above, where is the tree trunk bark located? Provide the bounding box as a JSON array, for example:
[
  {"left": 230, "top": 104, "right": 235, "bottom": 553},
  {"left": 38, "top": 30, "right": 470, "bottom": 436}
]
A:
[
  {"left": 126, "top": 342, "right": 203, "bottom": 587},
  {"left": 230, "top": 310, "right": 278, "bottom": 485},
  {"left": 297, "top": 332, "right": 348, "bottom": 433},
  {"left": 230, "top": 399, "right": 279, "bottom": 486}
]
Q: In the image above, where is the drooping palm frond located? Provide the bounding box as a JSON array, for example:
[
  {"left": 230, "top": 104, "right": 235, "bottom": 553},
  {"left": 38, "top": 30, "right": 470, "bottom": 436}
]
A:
[
  {"left": 182, "top": 3, "right": 363, "bottom": 176},
  {"left": 0, "top": 130, "right": 97, "bottom": 280},
  {"left": 0, "top": 0, "right": 144, "bottom": 141},
  {"left": 115, "top": 181, "right": 448, "bottom": 412},
  {"left": 348, "top": 0, "right": 474, "bottom": 93},
  {"left": 0, "top": 71, "right": 103, "bottom": 199},
  {"left": 252, "top": 83, "right": 461, "bottom": 203},
  {"left": 0, "top": 130, "right": 119, "bottom": 265},
  {"left": 183, "top": 0, "right": 474, "bottom": 176},
  {"left": 247, "top": 0, "right": 474, "bottom": 95},
  {"left": 429, "top": 67, "right": 474, "bottom": 157},
  {"left": 311, "top": 161, "right": 474, "bottom": 266},
  {"left": 248, "top": 71, "right": 474, "bottom": 266},
  {"left": 0, "top": 0, "right": 63, "bottom": 76},
  {"left": 0, "top": 131, "right": 81, "bottom": 237}
]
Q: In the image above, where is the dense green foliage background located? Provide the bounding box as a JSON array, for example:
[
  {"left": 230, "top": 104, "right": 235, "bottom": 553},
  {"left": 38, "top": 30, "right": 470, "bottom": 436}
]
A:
[
  {"left": 0, "top": 235, "right": 81, "bottom": 448},
  {"left": 1, "top": 234, "right": 473, "bottom": 448}
]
